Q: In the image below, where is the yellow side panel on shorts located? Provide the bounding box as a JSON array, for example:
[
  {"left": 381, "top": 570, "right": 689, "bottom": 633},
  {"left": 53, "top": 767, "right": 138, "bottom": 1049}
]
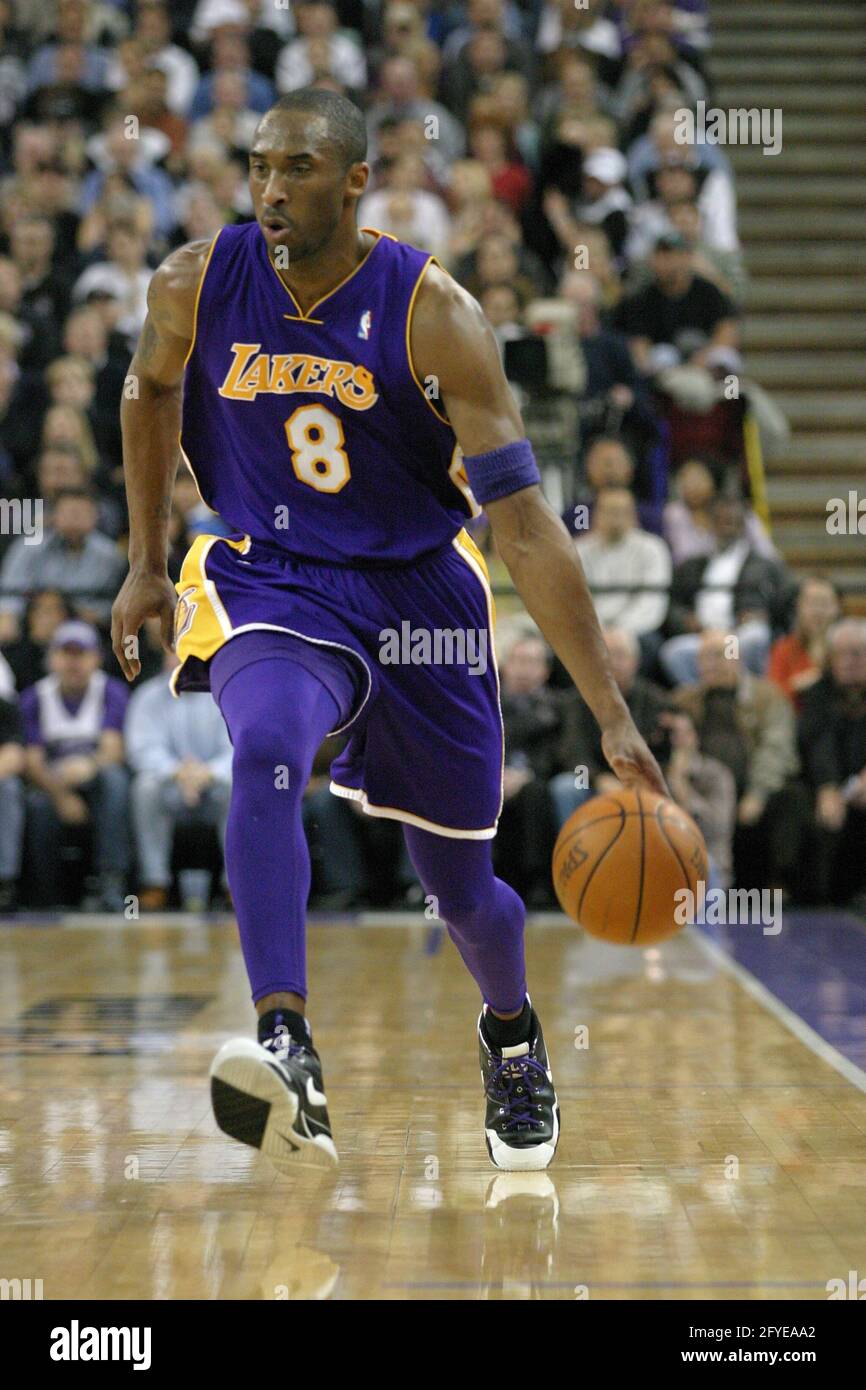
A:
[
  {"left": 173, "top": 533, "right": 249, "bottom": 666},
  {"left": 453, "top": 527, "right": 496, "bottom": 629}
]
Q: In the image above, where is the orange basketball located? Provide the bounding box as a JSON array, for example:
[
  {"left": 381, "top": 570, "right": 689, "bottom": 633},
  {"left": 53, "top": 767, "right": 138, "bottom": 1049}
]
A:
[{"left": 552, "top": 787, "right": 709, "bottom": 946}]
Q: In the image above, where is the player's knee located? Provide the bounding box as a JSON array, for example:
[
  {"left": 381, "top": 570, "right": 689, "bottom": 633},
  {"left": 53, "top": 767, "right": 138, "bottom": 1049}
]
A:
[
  {"left": 436, "top": 875, "right": 521, "bottom": 934},
  {"left": 229, "top": 714, "right": 308, "bottom": 792}
]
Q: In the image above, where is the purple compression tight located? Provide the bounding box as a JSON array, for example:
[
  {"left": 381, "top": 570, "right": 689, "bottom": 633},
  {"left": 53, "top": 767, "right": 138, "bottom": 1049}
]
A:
[{"left": 211, "top": 632, "right": 527, "bottom": 1013}]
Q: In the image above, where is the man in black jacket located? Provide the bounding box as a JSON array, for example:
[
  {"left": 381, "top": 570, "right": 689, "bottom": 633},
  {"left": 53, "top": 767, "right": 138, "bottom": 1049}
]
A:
[
  {"left": 660, "top": 494, "right": 795, "bottom": 685},
  {"left": 551, "top": 626, "right": 670, "bottom": 826},
  {"left": 799, "top": 619, "right": 866, "bottom": 906},
  {"left": 496, "top": 632, "right": 565, "bottom": 908}
]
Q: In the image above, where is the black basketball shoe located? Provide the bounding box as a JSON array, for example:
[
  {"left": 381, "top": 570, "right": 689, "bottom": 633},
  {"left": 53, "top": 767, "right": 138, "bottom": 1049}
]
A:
[
  {"left": 478, "top": 1002, "right": 560, "bottom": 1170},
  {"left": 210, "top": 1016, "right": 338, "bottom": 1171}
]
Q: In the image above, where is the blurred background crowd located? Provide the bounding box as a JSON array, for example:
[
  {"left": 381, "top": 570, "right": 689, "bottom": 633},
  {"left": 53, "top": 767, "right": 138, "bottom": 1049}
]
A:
[{"left": 0, "top": 0, "right": 864, "bottom": 917}]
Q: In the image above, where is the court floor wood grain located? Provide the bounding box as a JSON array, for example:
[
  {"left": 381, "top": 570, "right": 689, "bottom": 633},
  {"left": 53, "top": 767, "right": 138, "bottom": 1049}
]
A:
[{"left": 1, "top": 917, "right": 865, "bottom": 1300}]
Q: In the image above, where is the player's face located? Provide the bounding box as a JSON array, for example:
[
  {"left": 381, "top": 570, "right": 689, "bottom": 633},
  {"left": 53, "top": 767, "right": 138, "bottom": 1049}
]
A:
[{"left": 249, "top": 112, "right": 367, "bottom": 262}]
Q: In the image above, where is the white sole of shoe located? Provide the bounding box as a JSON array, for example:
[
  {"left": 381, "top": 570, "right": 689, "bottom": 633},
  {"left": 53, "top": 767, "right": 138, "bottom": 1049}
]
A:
[
  {"left": 486, "top": 1104, "right": 560, "bottom": 1171},
  {"left": 209, "top": 1037, "right": 339, "bottom": 1172}
]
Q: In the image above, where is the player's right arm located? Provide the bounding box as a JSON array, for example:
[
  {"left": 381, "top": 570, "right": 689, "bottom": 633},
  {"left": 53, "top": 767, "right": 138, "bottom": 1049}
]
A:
[{"left": 111, "top": 239, "right": 212, "bottom": 681}]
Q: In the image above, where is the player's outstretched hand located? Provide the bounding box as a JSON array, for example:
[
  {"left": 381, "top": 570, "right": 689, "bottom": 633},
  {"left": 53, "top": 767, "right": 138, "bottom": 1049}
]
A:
[
  {"left": 111, "top": 568, "right": 177, "bottom": 681},
  {"left": 601, "top": 718, "right": 670, "bottom": 800}
]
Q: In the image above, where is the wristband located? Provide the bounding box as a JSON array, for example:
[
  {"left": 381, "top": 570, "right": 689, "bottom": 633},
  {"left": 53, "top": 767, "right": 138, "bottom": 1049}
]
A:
[{"left": 461, "top": 439, "right": 541, "bottom": 505}]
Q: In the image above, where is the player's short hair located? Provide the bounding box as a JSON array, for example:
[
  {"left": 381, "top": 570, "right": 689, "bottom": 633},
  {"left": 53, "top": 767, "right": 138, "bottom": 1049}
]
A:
[{"left": 267, "top": 90, "right": 367, "bottom": 170}]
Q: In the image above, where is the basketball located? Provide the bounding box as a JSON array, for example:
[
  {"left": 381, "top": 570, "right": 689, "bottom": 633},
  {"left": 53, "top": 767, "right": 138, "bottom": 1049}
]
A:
[{"left": 552, "top": 788, "right": 709, "bottom": 947}]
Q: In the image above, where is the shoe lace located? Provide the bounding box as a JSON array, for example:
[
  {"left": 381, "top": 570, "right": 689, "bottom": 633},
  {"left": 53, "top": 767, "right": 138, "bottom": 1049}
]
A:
[{"left": 486, "top": 1051, "right": 548, "bottom": 1131}]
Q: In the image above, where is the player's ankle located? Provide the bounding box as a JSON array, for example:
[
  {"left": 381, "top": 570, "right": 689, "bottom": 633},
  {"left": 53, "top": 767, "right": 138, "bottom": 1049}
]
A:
[
  {"left": 483, "top": 998, "right": 531, "bottom": 1049},
  {"left": 257, "top": 1007, "right": 311, "bottom": 1048}
]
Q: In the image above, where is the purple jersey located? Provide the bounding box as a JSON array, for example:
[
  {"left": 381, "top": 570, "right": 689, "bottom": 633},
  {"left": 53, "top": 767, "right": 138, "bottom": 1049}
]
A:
[{"left": 181, "top": 223, "right": 479, "bottom": 563}]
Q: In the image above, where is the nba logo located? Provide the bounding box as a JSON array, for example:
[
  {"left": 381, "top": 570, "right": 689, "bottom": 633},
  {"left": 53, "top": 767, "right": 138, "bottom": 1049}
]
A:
[{"left": 358, "top": 310, "right": 372, "bottom": 340}]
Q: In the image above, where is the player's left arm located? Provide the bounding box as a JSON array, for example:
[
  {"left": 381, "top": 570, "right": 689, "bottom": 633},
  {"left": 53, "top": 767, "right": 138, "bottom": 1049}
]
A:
[{"left": 411, "top": 266, "right": 668, "bottom": 797}]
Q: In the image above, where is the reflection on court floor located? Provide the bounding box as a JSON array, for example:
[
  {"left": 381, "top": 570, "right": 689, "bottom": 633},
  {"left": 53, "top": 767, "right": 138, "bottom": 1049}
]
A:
[{"left": 1, "top": 914, "right": 864, "bottom": 1300}]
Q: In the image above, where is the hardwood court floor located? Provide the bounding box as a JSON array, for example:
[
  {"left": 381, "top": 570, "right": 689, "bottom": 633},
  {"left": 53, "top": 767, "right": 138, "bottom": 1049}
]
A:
[{"left": 1, "top": 916, "right": 865, "bottom": 1300}]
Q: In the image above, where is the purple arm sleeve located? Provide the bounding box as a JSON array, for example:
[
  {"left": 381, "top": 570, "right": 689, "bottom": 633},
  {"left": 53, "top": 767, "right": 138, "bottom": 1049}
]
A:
[{"left": 461, "top": 439, "right": 541, "bottom": 506}]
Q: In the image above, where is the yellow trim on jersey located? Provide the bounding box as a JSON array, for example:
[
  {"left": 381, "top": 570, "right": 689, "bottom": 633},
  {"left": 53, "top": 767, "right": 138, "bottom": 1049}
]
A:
[
  {"left": 266, "top": 226, "right": 387, "bottom": 321},
  {"left": 406, "top": 255, "right": 451, "bottom": 427},
  {"left": 177, "top": 231, "right": 222, "bottom": 497},
  {"left": 182, "top": 230, "right": 222, "bottom": 370},
  {"left": 451, "top": 527, "right": 505, "bottom": 823}
]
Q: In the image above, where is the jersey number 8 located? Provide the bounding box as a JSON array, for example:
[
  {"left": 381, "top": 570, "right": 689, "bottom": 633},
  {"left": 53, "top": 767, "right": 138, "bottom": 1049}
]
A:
[{"left": 284, "top": 404, "right": 350, "bottom": 493}]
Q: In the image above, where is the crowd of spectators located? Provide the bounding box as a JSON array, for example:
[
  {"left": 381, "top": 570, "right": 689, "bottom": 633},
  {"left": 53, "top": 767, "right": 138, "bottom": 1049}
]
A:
[{"left": 0, "top": 0, "right": 861, "bottom": 917}]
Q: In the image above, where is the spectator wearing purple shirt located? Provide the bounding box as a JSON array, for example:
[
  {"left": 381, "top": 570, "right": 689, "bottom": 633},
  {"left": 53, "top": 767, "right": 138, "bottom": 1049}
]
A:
[{"left": 21, "top": 620, "right": 130, "bottom": 910}]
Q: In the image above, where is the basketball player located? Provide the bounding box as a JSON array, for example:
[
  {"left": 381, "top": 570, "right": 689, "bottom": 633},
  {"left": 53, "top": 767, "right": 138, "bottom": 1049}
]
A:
[{"left": 111, "top": 91, "right": 666, "bottom": 1173}]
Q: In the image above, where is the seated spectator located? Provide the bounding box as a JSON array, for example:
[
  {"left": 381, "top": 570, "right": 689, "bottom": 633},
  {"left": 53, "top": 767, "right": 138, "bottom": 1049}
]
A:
[
  {"left": 769, "top": 575, "right": 840, "bottom": 710},
  {"left": 114, "top": 0, "right": 199, "bottom": 115},
  {"left": 575, "top": 486, "right": 672, "bottom": 668},
  {"left": 551, "top": 626, "right": 669, "bottom": 826},
  {"left": 440, "top": 25, "right": 527, "bottom": 126},
  {"left": 121, "top": 63, "right": 189, "bottom": 165},
  {"left": 556, "top": 277, "right": 660, "bottom": 463},
  {"left": 21, "top": 619, "right": 130, "bottom": 910},
  {"left": 25, "top": 0, "right": 110, "bottom": 93},
  {"left": 665, "top": 197, "right": 745, "bottom": 304},
  {"left": 798, "top": 619, "right": 866, "bottom": 907},
  {"left": 661, "top": 706, "right": 735, "bottom": 889},
  {"left": 495, "top": 633, "right": 563, "bottom": 907},
  {"left": 452, "top": 204, "right": 552, "bottom": 297},
  {"left": 566, "top": 433, "right": 661, "bottom": 536},
  {"left": 40, "top": 402, "right": 100, "bottom": 477},
  {"left": 76, "top": 176, "right": 156, "bottom": 259},
  {"left": 441, "top": 0, "right": 529, "bottom": 63},
  {"left": 487, "top": 71, "right": 539, "bottom": 173},
  {"left": 187, "top": 69, "right": 260, "bottom": 156},
  {"left": 304, "top": 765, "right": 419, "bottom": 909},
  {"left": 673, "top": 629, "right": 808, "bottom": 897},
  {"left": 0, "top": 687, "right": 24, "bottom": 911},
  {"left": 189, "top": 26, "right": 276, "bottom": 119},
  {"left": 661, "top": 492, "right": 795, "bottom": 684},
  {"left": 276, "top": 1, "right": 366, "bottom": 95},
  {"left": 367, "top": 56, "right": 465, "bottom": 168},
  {"left": 10, "top": 213, "right": 68, "bottom": 369},
  {"left": 626, "top": 163, "right": 742, "bottom": 286},
  {"left": 627, "top": 108, "right": 733, "bottom": 205},
  {"left": 73, "top": 220, "right": 153, "bottom": 349},
  {"left": 1, "top": 587, "right": 71, "bottom": 692},
  {"left": 568, "top": 146, "right": 632, "bottom": 262},
  {"left": 125, "top": 652, "right": 233, "bottom": 912},
  {"left": 611, "top": 30, "right": 707, "bottom": 148},
  {"left": 33, "top": 443, "right": 121, "bottom": 541},
  {"left": 613, "top": 230, "right": 739, "bottom": 376},
  {"left": 536, "top": 2, "right": 621, "bottom": 68},
  {"left": 462, "top": 232, "right": 541, "bottom": 304},
  {"left": 663, "top": 457, "right": 776, "bottom": 565},
  {"left": 358, "top": 152, "right": 451, "bottom": 257},
  {"left": 479, "top": 282, "right": 525, "bottom": 349},
  {"left": 0, "top": 486, "right": 127, "bottom": 642},
  {"left": 467, "top": 117, "right": 532, "bottom": 216},
  {"left": 78, "top": 112, "right": 177, "bottom": 245}
]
